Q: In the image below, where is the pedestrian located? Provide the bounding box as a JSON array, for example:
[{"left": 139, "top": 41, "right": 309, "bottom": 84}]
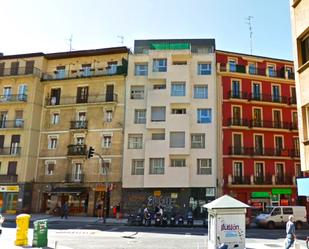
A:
[
  {"left": 285, "top": 215, "right": 296, "bottom": 249},
  {"left": 116, "top": 203, "right": 121, "bottom": 219},
  {"left": 143, "top": 206, "right": 149, "bottom": 224},
  {"left": 61, "top": 201, "right": 69, "bottom": 219},
  {"left": 0, "top": 214, "right": 4, "bottom": 235},
  {"left": 96, "top": 199, "right": 104, "bottom": 219}
]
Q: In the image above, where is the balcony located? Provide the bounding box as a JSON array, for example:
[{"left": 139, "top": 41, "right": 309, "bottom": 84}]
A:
[
  {"left": 275, "top": 176, "right": 293, "bottom": 185},
  {"left": 41, "top": 65, "right": 127, "bottom": 81},
  {"left": 228, "top": 146, "right": 290, "bottom": 157},
  {"left": 289, "top": 149, "right": 300, "bottom": 157},
  {"left": 0, "top": 147, "right": 21, "bottom": 156},
  {"left": 70, "top": 121, "right": 88, "bottom": 130},
  {"left": 45, "top": 94, "right": 117, "bottom": 106},
  {"left": 228, "top": 91, "right": 249, "bottom": 100},
  {"left": 232, "top": 175, "right": 250, "bottom": 184},
  {"left": 0, "top": 120, "right": 24, "bottom": 129},
  {"left": 288, "top": 96, "right": 297, "bottom": 105},
  {"left": 0, "top": 67, "right": 41, "bottom": 78},
  {"left": 249, "top": 120, "right": 292, "bottom": 130},
  {"left": 65, "top": 174, "right": 84, "bottom": 183},
  {"left": 0, "top": 174, "right": 18, "bottom": 183},
  {"left": 224, "top": 118, "right": 249, "bottom": 127},
  {"left": 67, "top": 145, "right": 87, "bottom": 156},
  {"left": 0, "top": 94, "right": 27, "bottom": 103},
  {"left": 253, "top": 175, "right": 272, "bottom": 185}
]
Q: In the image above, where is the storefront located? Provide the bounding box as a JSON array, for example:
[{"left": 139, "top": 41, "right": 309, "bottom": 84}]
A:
[
  {"left": 0, "top": 185, "right": 19, "bottom": 214},
  {"left": 271, "top": 188, "right": 292, "bottom": 206}
]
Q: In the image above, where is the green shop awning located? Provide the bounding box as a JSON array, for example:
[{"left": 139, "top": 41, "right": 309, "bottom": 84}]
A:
[
  {"left": 251, "top": 192, "right": 270, "bottom": 198},
  {"left": 272, "top": 188, "right": 292, "bottom": 195},
  {"left": 151, "top": 43, "right": 190, "bottom": 50}
]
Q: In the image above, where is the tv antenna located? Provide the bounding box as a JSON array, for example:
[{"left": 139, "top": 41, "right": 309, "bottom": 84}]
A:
[
  {"left": 67, "top": 34, "right": 73, "bottom": 51},
  {"left": 245, "top": 16, "right": 253, "bottom": 55},
  {"left": 117, "top": 35, "right": 124, "bottom": 45}
]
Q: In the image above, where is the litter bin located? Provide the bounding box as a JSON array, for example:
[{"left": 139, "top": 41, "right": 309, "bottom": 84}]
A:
[
  {"left": 32, "top": 219, "right": 48, "bottom": 247},
  {"left": 15, "top": 214, "right": 31, "bottom": 246}
]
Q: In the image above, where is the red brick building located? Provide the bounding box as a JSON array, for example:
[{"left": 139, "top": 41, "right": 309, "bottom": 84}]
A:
[{"left": 217, "top": 50, "right": 306, "bottom": 210}]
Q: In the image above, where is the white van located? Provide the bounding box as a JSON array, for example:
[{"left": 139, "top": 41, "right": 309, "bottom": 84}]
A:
[{"left": 255, "top": 206, "right": 307, "bottom": 229}]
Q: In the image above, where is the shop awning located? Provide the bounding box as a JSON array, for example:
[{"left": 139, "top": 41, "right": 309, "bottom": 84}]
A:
[
  {"left": 251, "top": 192, "right": 270, "bottom": 198},
  {"left": 48, "top": 187, "right": 88, "bottom": 194},
  {"left": 272, "top": 188, "right": 292, "bottom": 195},
  {"left": 297, "top": 177, "right": 309, "bottom": 196}
]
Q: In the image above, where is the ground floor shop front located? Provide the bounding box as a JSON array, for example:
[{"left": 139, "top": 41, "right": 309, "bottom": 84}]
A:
[
  {"left": 122, "top": 187, "right": 216, "bottom": 218},
  {"left": 32, "top": 182, "right": 121, "bottom": 217}
]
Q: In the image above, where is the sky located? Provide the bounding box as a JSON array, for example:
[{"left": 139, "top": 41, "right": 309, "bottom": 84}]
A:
[{"left": 0, "top": 0, "right": 293, "bottom": 60}]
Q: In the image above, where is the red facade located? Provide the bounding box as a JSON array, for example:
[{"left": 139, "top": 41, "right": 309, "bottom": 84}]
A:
[{"left": 217, "top": 51, "right": 307, "bottom": 212}]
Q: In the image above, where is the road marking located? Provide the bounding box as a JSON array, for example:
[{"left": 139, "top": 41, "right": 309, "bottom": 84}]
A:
[{"left": 185, "top": 233, "right": 191, "bottom": 237}]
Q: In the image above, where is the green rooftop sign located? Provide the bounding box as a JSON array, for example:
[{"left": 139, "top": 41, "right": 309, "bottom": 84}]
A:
[
  {"left": 272, "top": 188, "right": 292, "bottom": 195},
  {"left": 151, "top": 43, "right": 190, "bottom": 50},
  {"left": 251, "top": 192, "right": 270, "bottom": 198}
]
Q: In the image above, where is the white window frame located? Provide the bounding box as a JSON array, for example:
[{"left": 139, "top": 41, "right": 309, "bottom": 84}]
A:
[
  {"left": 45, "top": 160, "right": 56, "bottom": 176},
  {"left": 131, "top": 159, "right": 144, "bottom": 175},
  {"left": 135, "top": 63, "right": 148, "bottom": 76},
  {"left": 171, "top": 82, "right": 186, "bottom": 96},
  {"left": 131, "top": 86, "right": 145, "bottom": 99},
  {"left": 198, "top": 63, "right": 211, "bottom": 75},
  {"left": 197, "top": 159, "right": 212, "bottom": 175},
  {"left": 194, "top": 85, "right": 208, "bottom": 99},
  {"left": 102, "top": 133, "right": 112, "bottom": 148},
  {"left": 128, "top": 134, "right": 143, "bottom": 149},
  {"left": 197, "top": 108, "right": 212, "bottom": 123},
  {"left": 191, "top": 134, "right": 205, "bottom": 148},
  {"left": 170, "top": 159, "right": 186, "bottom": 167},
  {"left": 134, "top": 109, "right": 146, "bottom": 124},
  {"left": 153, "top": 59, "right": 167, "bottom": 72},
  {"left": 51, "top": 112, "right": 60, "bottom": 125},
  {"left": 104, "top": 109, "right": 113, "bottom": 122},
  {"left": 48, "top": 135, "right": 58, "bottom": 149},
  {"left": 100, "top": 159, "right": 111, "bottom": 175},
  {"left": 149, "top": 158, "right": 165, "bottom": 174}
]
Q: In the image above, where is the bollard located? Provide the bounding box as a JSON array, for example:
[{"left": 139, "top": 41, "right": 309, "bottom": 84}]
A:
[{"left": 15, "top": 214, "right": 31, "bottom": 246}]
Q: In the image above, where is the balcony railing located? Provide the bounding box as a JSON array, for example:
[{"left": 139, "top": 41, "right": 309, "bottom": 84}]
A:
[
  {"left": 65, "top": 174, "right": 84, "bottom": 183},
  {"left": 249, "top": 120, "right": 292, "bottom": 130},
  {"left": 0, "top": 147, "right": 21, "bottom": 155},
  {"left": 0, "top": 174, "right": 18, "bottom": 183},
  {"left": 0, "top": 94, "right": 27, "bottom": 103},
  {"left": 45, "top": 94, "right": 117, "bottom": 106},
  {"left": 289, "top": 149, "right": 300, "bottom": 157},
  {"left": 67, "top": 145, "right": 87, "bottom": 156},
  {"left": 0, "top": 120, "right": 24, "bottom": 129},
  {"left": 275, "top": 176, "right": 293, "bottom": 185},
  {"left": 288, "top": 96, "right": 297, "bottom": 105},
  {"left": 225, "top": 118, "right": 249, "bottom": 127},
  {"left": 229, "top": 146, "right": 292, "bottom": 157},
  {"left": 232, "top": 175, "right": 251, "bottom": 184},
  {"left": 70, "top": 121, "right": 88, "bottom": 129},
  {"left": 228, "top": 91, "right": 249, "bottom": 100},
  {"left": 253, "top": 175, "right": 272, "bottom": 185},
  {"left": 41, "top": 65, "right": 127, "bottom": 81},
  {"left": 0, "top": 67, "right": 41, "bottom": 77}
]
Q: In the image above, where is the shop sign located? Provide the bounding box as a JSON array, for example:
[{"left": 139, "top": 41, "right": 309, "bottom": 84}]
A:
[
  {"left": 0, "top": 185, "right": 19, "bottom": 192},
  {"left": 272, "top": 194, "right": 279, "bottom": 201},
  {"left": 171, "top": 193, "right": 178, "bottom": 199},
  {"left": 251, "top": 201, "right": 262, "bottom": 209},
  {"left": 272, "top": 188, "right": 292, "bottom": 195},
  {"left": 154, "top": 191, "right": 161, "bottom": 197},
  {"left": 251, "top": 192, "right": 270, "bottom": 198},
  {"left": 280, "top": 199, "right": 289, "bottom": 206}
]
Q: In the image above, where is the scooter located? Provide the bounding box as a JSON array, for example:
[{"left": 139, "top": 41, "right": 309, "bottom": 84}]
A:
[
  {"left": 127, "top": 214, "right": 135, "bottom": 226},
  {"left": 135, "top": 213, "right": 143, "bottom": 226},
  {"left": 155, "top": 213, "right": 162, "bottom": 226},
  {"left": 169, "top": 214, "right": 176, "bottom": 227},
  {"left": 177, "top": 215, "right": 184, "bottom": 226},
  {"left": 162, "top": 214, "right": 168, "bottom": 227},
  {"left": 144, "top": 212, "right": 152, "bottom": 226},
  {"left": 187, "top": 211, "right": 193, "bottom": 227}
]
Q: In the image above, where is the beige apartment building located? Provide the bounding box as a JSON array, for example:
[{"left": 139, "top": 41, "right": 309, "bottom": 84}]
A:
[
  {"left": 32, "top": 47, "right": 129, "bottom": 216},
  {"left": 290, "top": 0, "right": 309, "bottom": 172},
  {"left": 122, "top": 39, "right": 217, "bottom": 217},
  {"left": 0, "top": 53, "right": 45, "bottom": 213}
]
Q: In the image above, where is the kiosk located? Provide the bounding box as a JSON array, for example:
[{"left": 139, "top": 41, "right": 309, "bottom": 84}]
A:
[{"left": 204, "top": 195, "right": 249, "bottom": 249}]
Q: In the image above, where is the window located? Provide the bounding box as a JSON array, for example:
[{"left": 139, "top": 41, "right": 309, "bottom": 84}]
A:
[
  {"left": 128, "top": 134, "right": 143, "bottom": 149},
  {"left": 254, "top": 163, "right": 264, "bottom": 178},
  {"left": 171, "top": 159, "right": 186, "bottom": 167},
  {"left": 232, "top": 106, "right": 241, "bottom": 125},
  {"left": 173, "top": 61, "right": 187, "bottom": 65},
  {"left": 232, "top": 80, "right": 240, "bottom": 98},
  {"left": 131, "top": 159, "right": 144, "bottom": 175},
  {"left": 102, "top": 134, "right": 112, "bottom": 148},
  {"left": 151, "top": 107, "right": 166, "bottom": 122},
  {"left": 75, "top": 136, "right": 84, "bottom": 145},
  {"left": 272, "top": 85, "right": 280, "bottom": 102},
  {"left": 104, "top": 110, "right": 113, "bottom": 122},
  {"left": 170, "top": 132, "right": 185, "bottom": 148},
  {"left": 273, "top": 110, "right": 281, "bottom": 128},
  {"left": 18, "top": 84, "right": 28, "bottom": 101},
  {"left": 56, "top": 66, "right": 66, "bottom": 79},
  {"left": 275, "top": 136, "right": 283, "bottom": 155},
  {"left": 254, "top": 135, "right": 263, "bottom": 155},
  {"left": 233, "top": 162, "right": 243, "bottom": 177},
  {"left": 194, "top": 85, "right": 208, "bottom": 99},
  {"left": 191, "top": 134, "right": 205, "bottom": 148},
  {"left": 198, "top": 63, "right": 211, "bottom": 75},
  {"left": 153, "top": 84, "right": 166, "bottom": 89},
  {"left": 81, "top": 64, "right": 92, "bottom": 77},
  {"left": 300, "top": 35, "right": 309, "bottom": 65},
  {"left": 268, "top": 64, "right": 276, "bottom": 77},
  {"left": 253, "top": 108, "right": 262, "bottom": 127},
  {"left": 171, "top": 82, "right": 185, "bottom": 96},
  {"left": 134, "top": 109, "right": 146, "bottom": 124},
  {"left": 7, "top": 161, "right": 17, "bottom": 175},
  {"left": 3, "top": 87, "right": 12, "bottom": 100},
  {"left": 295, "top": 164, "right": 302, "bottom": 178},
  {"left": 51, "top": 113, "right": 60, "bottom": 125},
  {"left": 171, "top": 108, "right": 186, "bottom": 114},
  {"left": 248, "top": 62, "right": 257, "bottom": 74},
  {"left": 48, "top": 136, "right": 58, "bottom": 149},
  {"left": 100, "top": 159, "right": 111, "bottom": 175},
  {"left": 135, "top": 63, "right": 148, "bottom": 76},
  {"left": 153, "top": 59, "right": 167, "bottom": 72},
  {"left": 15, "top": 110, "right": 23, "bottom": 127},
  {"left": 252, "top": 83, "right": 261, "bottom": 100},
  {"left": 130, "top": 86, "right": 144, "bottom": 99},
  {"left": 152, "top": 133, "right": 165, "bottom": 140},
  {"left": 197, "top": 159, "right": 212, "bottom": 175},
  {"left": 76, "top": 86, "right": 89, "bottom": 103},
  {"left": 107, "top": 61, "right": 118, "bottom": 74},
  {"left": 228, "top": 59, "right": 237, "bottom": 72},
  {"left": 45, "top": 161, "right": 55, "bottom": 175},
  {"left": 149, "top": 158, "right": 164, "bottom": 174},
  {"left": 197, "top": 109, "right": 212, "bottom": 123}
]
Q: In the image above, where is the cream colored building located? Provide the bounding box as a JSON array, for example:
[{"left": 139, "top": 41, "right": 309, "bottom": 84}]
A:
[
  {"left": 291, "top": 0, "right": 309, "bottom": 171},
  {"left": 122, "top": 39, "right": 217, "bottom": 216},
  {"left": 0, "top": 53, "right": 45, "bottom": 213},
  {"left": 32, "top": 47, "right": 129, "bottom": 216}
]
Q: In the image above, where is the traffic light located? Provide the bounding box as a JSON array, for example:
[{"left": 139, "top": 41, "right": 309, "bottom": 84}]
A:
[{"left": 87, "top": 146, "right": 95, "bottom": 159}]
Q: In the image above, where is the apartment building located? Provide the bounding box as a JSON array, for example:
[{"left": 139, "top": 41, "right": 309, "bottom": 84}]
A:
[
  {"left": 290, "top": 0, "right": 309, "bottom": 172},
  {"left": 217, "top": 50, "right": 307, "bottom": 213},
  {"left": 0, "top": 53, "right": 45, "bottom": 213},
  {"left": 32, "top": 47, "right": 129, "bottom": 216},
  {"left": 122, "top": 39, "right": 217, "bottom": 217}
]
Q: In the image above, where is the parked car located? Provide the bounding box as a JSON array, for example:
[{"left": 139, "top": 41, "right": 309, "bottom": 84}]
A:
[{"left": 255, "top": 206, "right": 307, "bottom": 229}]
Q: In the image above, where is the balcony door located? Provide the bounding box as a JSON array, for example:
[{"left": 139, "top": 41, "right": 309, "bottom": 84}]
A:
[
  {"left": 25, "top": 60, "right": 34, "bottom": 74},
  {"left": 18, "top": 84, "right": 28, "bottom": 101},
  {"left": 229, "top": 59, "right": 237, "bottom": 72},
  {"left": 15, "top": 110, "right": 23, "bottom": 128},
  {"left": 232, "top": 80, "right": 240, "bottom": 98},
  {"left": 233, "top": 133, "right": 242, "bottom": 154},
  {"left": 254, "top": 135, "right": 263, "bottom": 155},
  {"left": 275, "top": 136, "right": 283, "bottom": 155},
  {"left": 293, "top": 137, "right": 300, "bottom": 156},
  {"left": 232, "top": 106, "right": 241, "bottom": 125},
  {"left": 10, "top": 62, "right": 19, "bottom": 75},
  {"left": 252, "top": 83, "right": 261, "bottom": 100},
  {"left": 10, "top": 135, "right": 20, "bottom": 154},
  {"left": 7, "top": 161, "right": 17, "bottom": 176},
  {"left": 0, "top": 111, "right": 8, "bottom": 128},
  {"left": 76, "top": 86, "right": 88, "bottom": 103},
  {"left": 0, "top": 135, "right": 4, "bottom": 149},
  {"left": 77, "top": 112, "right": 87, "bottom": 128},
  {"left": 255, "top": 163, "right": 264, "bottom": 183},
  {"left": 233, "top": 162, "right": 243, "bottom": 182},
  {"left": 105, "top": 85, "right": 114, "bottom": 102},
  {"left": 275, "top": 163, "right": 284, "bottom": 182},
  {"left": 253, "top": 108, "right": 262, "bottom": 127},
  {"left": 51, "top": 88, "right": 61, "bottom": 105},
  {"left": 3, "top": 87, "right": 12, "bottom": 100},
  {"left": 272, "top": 85, "right": 280, "bottom": 102},
  {"left": 72, "top": 163, "right": 82, "bottom": 182}
]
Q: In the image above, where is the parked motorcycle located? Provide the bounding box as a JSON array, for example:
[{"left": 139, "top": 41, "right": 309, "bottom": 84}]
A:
[
  {"left": 162, "top": 214, "right": 168, "bottom": 227},
  {"left": 155, "top": 213, "right": 162, "bottom": 226},
  {"left": 144, "top": 212, "right": 152, "bottom": 226},
  {"left": 187, "top": 211, "right": 194, "bottom": 227},
  {"left": 169, "top": 214, "right": 176, "bottom": 227},
  {"left": 177, "top": 215, "right": 184, "bottom": 226},
  {"left": 135, "top": 213, "right": 143, "bottom": 226},
  {"left": 127, "top": 214, "right": 135, "bottom": 226}
]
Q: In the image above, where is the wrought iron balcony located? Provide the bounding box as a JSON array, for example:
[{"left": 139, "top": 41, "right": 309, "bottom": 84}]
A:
[
  {"left": 249, "top": 120, "right": 292, "bottom": 130},
  {"left": 0, "top": 120, "right": 24, "bottom": 129},
  {"left": 0, "top": 67, "right": 41, "bottom": 77},
  {"left": 275, "top": 176, "right": 293, "bottom": 185},
  {"left": 248, "top": 93, "right": 288, "bottom": 104},
  {"left": 288, "top": 96, "right": 297, "bottom": 105},
  {"left": 70, "top": 121, "right": 88, "bottom": 129},
  {"left": 232, "top": 175, "right": 251, "bottom": 184},
  {"left": 0, "top": 94, "right": 27, "bottom": 103},
  {"left": 253, "top": 175, "right": 273, "bottom": 185},
  {"left": 41, "top": 65, "right": 127, "bottom": 81},
  {"left": 227, "top": 91, "right": 249, "bottom": 100},
  {"left": 289, "top": 149, "right": 300, "bottom": 157},
  {"left": 67, "top": 145, "right": 87, "bottom": 156},
  {"left": 225, "top": 118, "right": 249, "bottom": 127},
  {"left": 229, "top": 146, "right": 289, "bottom": 157},
  {"left": 65, "top": 174, "right": 84, "bottom": 183},
  {"left": 45, "top": 94, "right": 117, "bottom": 106},
  {"left": 0, "top": 174, "right": 18, "bottom": 183},
  {"left": 0, "top": 147, "right": 21, "bottom": 155}
]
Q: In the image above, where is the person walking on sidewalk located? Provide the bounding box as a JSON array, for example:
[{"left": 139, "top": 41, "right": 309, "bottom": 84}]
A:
[
  {"left": 285, "top": 215, "right": 296, "bottom": 249},
  {"left": 61, "top": 201, "right": 69, "bottom": 219},
  {"left": 96, "top": 199, "right": 104, "bottom": 219}
]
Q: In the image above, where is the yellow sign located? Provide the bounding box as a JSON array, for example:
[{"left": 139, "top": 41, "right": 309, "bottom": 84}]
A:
[
  {"left": 154, "top": 191, "right": 161, "bottom": 197},
  {"left": 171, "top": 193, "right": 178, "bottom": 199},
  {"left": 0, "top": 185, "right": 19, "bottom": 192}
]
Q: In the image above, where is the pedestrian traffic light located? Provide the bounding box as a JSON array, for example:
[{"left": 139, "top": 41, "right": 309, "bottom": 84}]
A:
[{"left": 87, "top": 146, "right": 95, "bottom": 159}]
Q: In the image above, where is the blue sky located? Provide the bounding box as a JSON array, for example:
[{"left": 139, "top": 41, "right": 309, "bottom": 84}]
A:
[{"left": 0, "top": 0, "right": 293, "bottom": 60}]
